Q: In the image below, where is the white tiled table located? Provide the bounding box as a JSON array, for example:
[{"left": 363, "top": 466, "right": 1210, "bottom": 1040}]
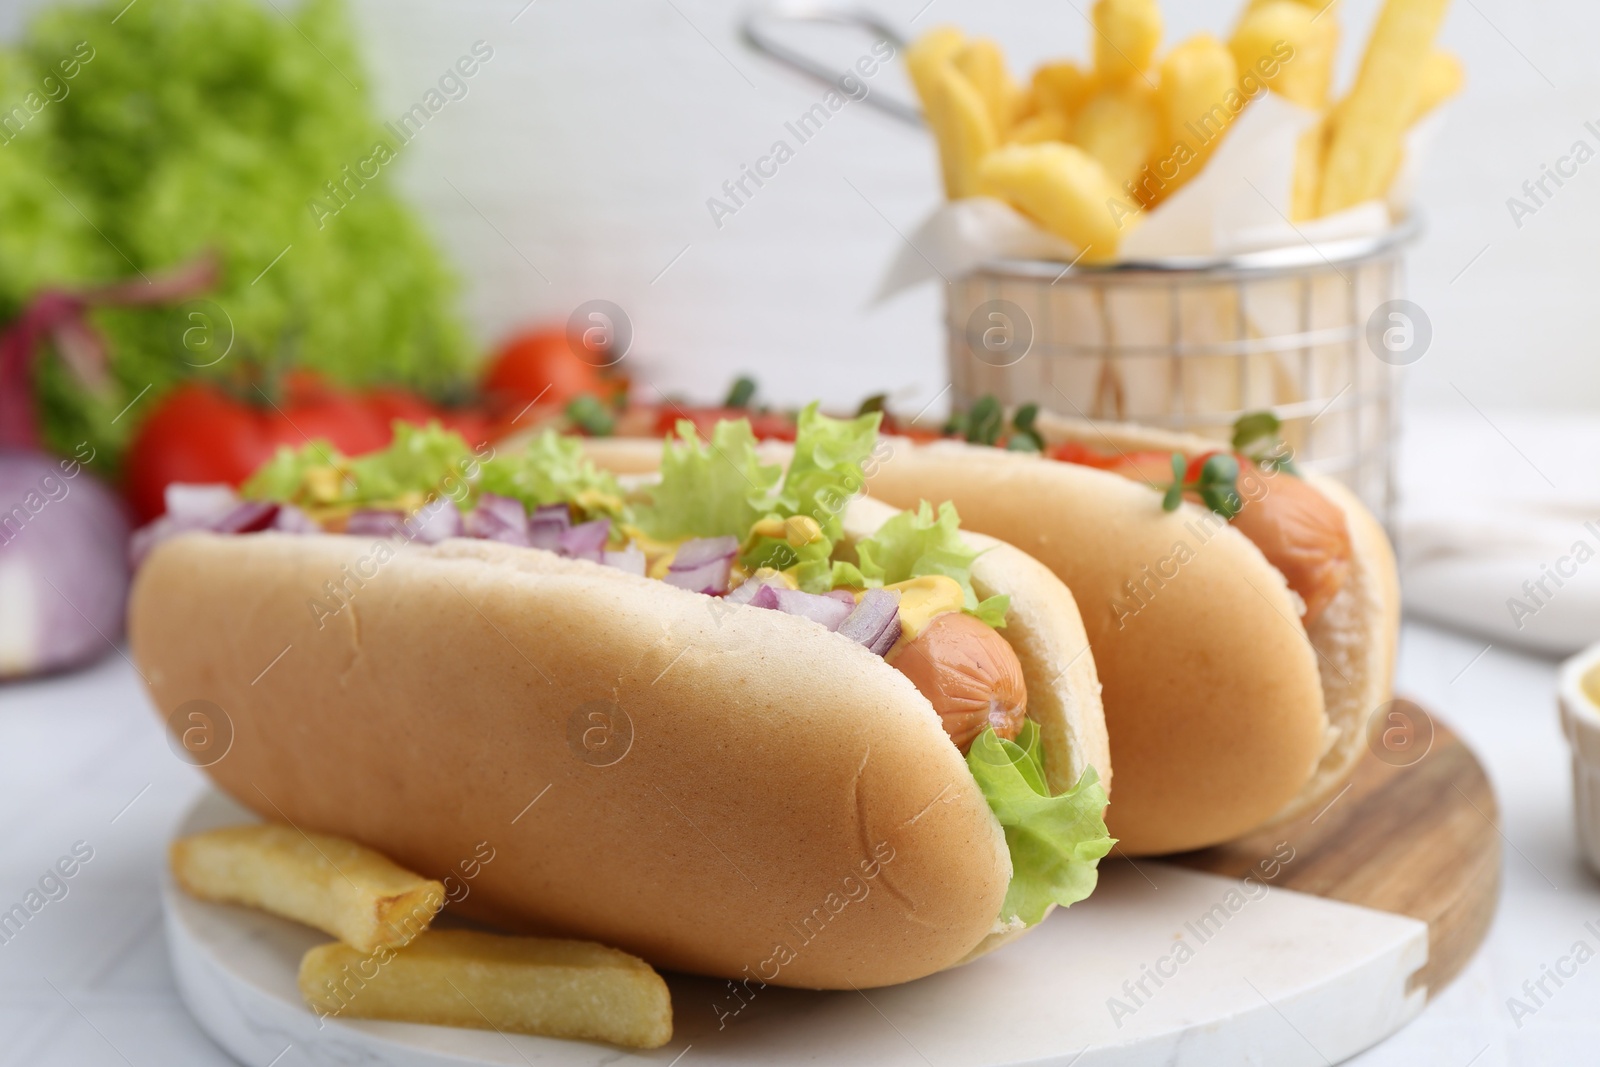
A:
[{"left": 0, "top": 618, "right": 1585, "bottom": 1066}]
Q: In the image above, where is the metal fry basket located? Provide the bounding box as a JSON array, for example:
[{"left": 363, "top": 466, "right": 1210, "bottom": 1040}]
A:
[{"left": 946, "top": 219, "right": 1421, "bottom": 526}]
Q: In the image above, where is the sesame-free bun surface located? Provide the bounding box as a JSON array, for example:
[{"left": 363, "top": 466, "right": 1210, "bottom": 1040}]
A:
[
  {"left": 129, "top": 500, "right": 1106, "bottom": 989},
  {"left": 859, "top": 415, "right": 1396, "bottom": 855}
]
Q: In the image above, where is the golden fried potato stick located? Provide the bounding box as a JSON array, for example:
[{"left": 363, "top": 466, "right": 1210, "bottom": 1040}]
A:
[
  {"left": 1032, "top": 61, "right": 1097, "bottom": 119},
  {"left": 1009, "top": 110, "right": 1071, "bottom": 145},
  {"left": 1318, "top": 0, "right": 1453, "bottom": 215},
  {"left": 1230, "top": 0, "right": 1338, "bottom": 110},
  {"left": 172, "top": 824, "right": 445, "bottom": 953},
  {"left": 906, "top": 25, "right": 965, "bottom": 104},
  {"left": 978, "top": 142, "right": 1134, "bottom": 260},
  {"left": 925, "top": 62, "right": 1000, "bottom": 198},
  {"left": 1291, "top": 114, "right": 1330, "bottom": 220},
  {"left": 1408, "top": 49, "right": 1464, "bottom": 124},
  {"left": 1092, "top": 0, "right": 1161, "bottom": 85},
  {"left": 906, "top": 28, "right": 998, "bottom": 198},
  {"left": 953, "top": 38, "right": 1022, "bottom": 136},
  {"left": 1074, "top": 83, "right": 1162, "bottom": 191},
  {"left": 1152, "top": 34, "right": 1239, "bottom": 204},
  {"left": 299, "top": 929, "right": 673, "bottom": 1050}
]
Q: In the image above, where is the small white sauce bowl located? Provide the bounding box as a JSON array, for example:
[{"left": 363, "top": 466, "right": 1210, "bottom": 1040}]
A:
[{"left": 1559, "top": 640, "right": 1600, "bottom": 876}]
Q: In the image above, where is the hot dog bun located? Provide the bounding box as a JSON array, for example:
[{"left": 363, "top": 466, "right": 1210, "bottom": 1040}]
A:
[
  {"left": 853, "top": 414, "right": 1397, "bottom": 855},
  {"left": 129, "top": 498, "right": 1106, "bottom": 989}
]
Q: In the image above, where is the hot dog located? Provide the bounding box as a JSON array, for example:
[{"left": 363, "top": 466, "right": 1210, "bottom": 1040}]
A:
[
  {"left": 128, "top": 406, "right": 1113, "bottom": 989},
  {"left": 857, "top": 405, "right": 1399, "bottom": 855},
  {"left": 578, "top": 401, "right": 1397, "bottom": 857}
]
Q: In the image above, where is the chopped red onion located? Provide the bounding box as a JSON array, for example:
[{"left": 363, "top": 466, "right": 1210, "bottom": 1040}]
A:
[
  {"left": 527, "top": 503, "right": 570, "bottom": 551},
  {"left": 670, "top": 536, "right": 738, "bottom": 571},
  {"left": 558, "top": 518, "right": 611, "bottom": 563},
  {"left": 270, "top": 505, "right": 320, "bottom": 534},
  {"left": 838, "top": 588, "right": 902, "bottom": 656},
  {"left": 724, "top": 576, "right": 776, "bottom": 605},
  {"left": 746, "top": 582, "right": 781, "bottom": 609},
  {"left": 603, "top": 545, "right": 646, "bottom": 576},
  {"left": 463, "top": 493, "right": 529, "bottom": 546},
  {"left": 663, "top": 557, "right": 733, "bottom": 595},
  {"left": 407, "top": 498, "right": 463, "bottom": 543},
  {"left": 773, "top": 588, "right": 854, "bottom": 631},
  {"left": 823, "top": 589, "right": 857, "bottom": 607},
  {"left": 164, "top": 483, "right": 242, "bottom": 524},
  {"left": 214, "top": 500, "right": 279, "bottom": 535},
  {"left": 344, "top": 509, "right": 408, "bottom": 538}
]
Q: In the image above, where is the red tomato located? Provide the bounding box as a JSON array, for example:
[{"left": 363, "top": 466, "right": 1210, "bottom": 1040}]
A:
[
  {"left": 484, "top": 326, "right": 618, "bottom": 411},
  {"left": 652, "top": 406, "right": 798, "bottom": 442}
]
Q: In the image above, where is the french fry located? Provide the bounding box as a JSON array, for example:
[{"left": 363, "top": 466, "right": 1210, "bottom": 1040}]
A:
[
  {"left": 1318, "top": 0, "right": 1453, "bottom": 215},
  {"left": 1092, "top": 0, "right": 1162, "bottom": 84},
  {"left": 1229, "top": 0, "right": 1338, "bottom": 110},
  {"left": 1408, "top": 48, "right": 1463, "bottom": 124},
  {"left": 299, "top": 929, "right": 674, "bottom": 1050},
  {"left": 1073, "top": 83, "right": 1162, "bottom": 190},
  {"left": 1031, "top": 61, "right": 1096, "bottom": 119},
  {"left": 953, "top": 38, "right": 1021, "bottom": 136},
  {"left": 1291, "top": 113, "right": 1330, "bottom": 220},
  {"left": 906, "top": 25, "right": 966, "bottom": 105},
  {"left": 1152, "top": 34, "right": 1239, "bottom": 204},
  {"left": 923, "top": 61, "right": 999, "bottom": 198},
  {"left": 977, "top": 142, "right": 1134, "bottom": 260},
  {"left": 172, "top": 825, "right": 445, "bottom": 953},
  {"left": 1009, "top": 110, "right": 1071, "bottom": 145}
]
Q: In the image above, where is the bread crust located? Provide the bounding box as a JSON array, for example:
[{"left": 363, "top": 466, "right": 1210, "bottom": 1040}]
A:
[{"left": 130, "top": 500, "right": 1106, "bottom": 988}]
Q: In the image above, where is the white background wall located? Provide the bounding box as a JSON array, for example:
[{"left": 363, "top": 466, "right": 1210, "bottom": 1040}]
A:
[{"left": 3, "top": 0, "right": 1592, "bottom": 415}]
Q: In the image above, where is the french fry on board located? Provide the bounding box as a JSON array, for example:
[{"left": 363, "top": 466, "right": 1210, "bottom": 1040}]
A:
[
  {"left": 1318, "top": 0, "right": 1453, "bottom": 215},
  {"left": 978, "top": 142, "right": 1135, "bottom": 261},
  {"left": 171, "top": 824, "right": 445, "bottom": 954},
  {"left": 1073, "top": 83, "right": 1162, "bottom": 192},
  {"left": 1092, "top": 0, "right": 1162, "bottom": 85},
  {"left": 1151, "top": 34, "right": 1239, "bottom": 205},
  {"left": 299, "top": 929, "right": 674, "bottom": 1050},
  {"left": 954, "top": 38, "right": 1022, "bottom": 137},
  {"left": 1229, "top": 0, "right": 1337, "bottom": 111}
]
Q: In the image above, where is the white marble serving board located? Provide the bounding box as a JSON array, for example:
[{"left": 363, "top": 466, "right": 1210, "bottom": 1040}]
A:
[{"left": 167, "top": 791, "right": 1428, "bottom": 1067}]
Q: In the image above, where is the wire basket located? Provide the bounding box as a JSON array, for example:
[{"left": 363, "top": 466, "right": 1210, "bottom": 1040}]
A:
[{"left": 946, "top": 220, "right": 1421, "bottom": 527}]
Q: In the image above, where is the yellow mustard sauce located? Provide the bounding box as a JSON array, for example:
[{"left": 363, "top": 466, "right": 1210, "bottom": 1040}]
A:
[{"left": 883, "top": 575, "right": 965, "bottom": 652}]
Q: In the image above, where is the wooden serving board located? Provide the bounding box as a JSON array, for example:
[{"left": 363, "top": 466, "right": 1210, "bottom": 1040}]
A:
[
  {"left": 164, "top": 701, "right": 1498, "bottom": 1066},
  {"left": 1170, "top": 698, "right": 1501, "bottom": 999}
]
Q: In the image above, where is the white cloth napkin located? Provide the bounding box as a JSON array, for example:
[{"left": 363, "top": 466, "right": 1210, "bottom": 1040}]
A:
[{"left": 1400, "top": 408, "right": 1600, "bottom": 656}]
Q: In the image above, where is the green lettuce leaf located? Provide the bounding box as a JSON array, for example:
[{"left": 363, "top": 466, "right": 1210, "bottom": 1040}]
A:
[
  {"left": 242, "top": 439, "right": 346, "bottom": 504},
  {"left": 967, "top": 721, "right": 1114, "bottom": 926},
  {"left": 479, "top": 430, "right": 627, "bottom": 519},
  {"left": 778, "top": 403, "right": 881, "bottom": 543},
  {"left": 854, "top": 500, "right": 1011, "bottom": 625},
  {"left": 243, "top": 423, "right": 479, "bottom": 508},
  {"left": 636, "top": 419, "right": 783, "bottom": 540},
  {"left": 346, "top": 423, "right": 475, "bottom": 506}
]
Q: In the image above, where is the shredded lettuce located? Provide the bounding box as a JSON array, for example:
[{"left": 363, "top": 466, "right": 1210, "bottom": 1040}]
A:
[
  {"left": 636, "top": 419, "right": 783, "bottom": 539},
  {"left": 777, "top": 403, "right": 881, "bottom": 543},
  {"left": 347, "top": 423, "right": 476, "bottom": 506},
  {"left": 243, "top": 423, "right": 477, "bottom": 508},
  {"left": 855, "top": 501, "right": 1011, "bottom": 626},
  {"left": 242, "top": 439, "right": 347, "bottom": 504},
  {"left": 478, "top": 430, "right": 626, "bottom": 520},
  {"left": 967, "top": 721, "right": 1114, "bottom": 926}
]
